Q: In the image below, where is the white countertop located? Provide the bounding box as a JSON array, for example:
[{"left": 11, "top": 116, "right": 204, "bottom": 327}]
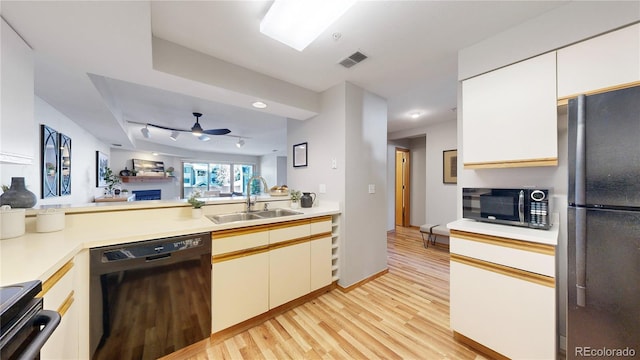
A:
[
  {"left": 447, "top": 214, "right": 559, "bottom": 245},
  {"left": 0, "top": 203, "right": 339, "bottom": 287}
]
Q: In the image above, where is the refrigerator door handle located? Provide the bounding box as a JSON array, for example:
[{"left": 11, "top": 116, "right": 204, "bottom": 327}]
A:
[
  {"left": 575, "top": 95, "right": 586, "bottom": 205},
  {"left": 574, "top": 94, "right": 587, "bottom": 307}
]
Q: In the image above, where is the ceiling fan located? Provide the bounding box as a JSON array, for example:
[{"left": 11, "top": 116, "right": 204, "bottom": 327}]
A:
[{"left": 142, "top": 112, "right": 231, "bottom": 138}]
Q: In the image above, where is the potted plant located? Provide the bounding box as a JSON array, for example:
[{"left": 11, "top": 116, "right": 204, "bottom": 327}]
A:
[
  {"left": 46, "top": 162, "right": 56, "bottom": 176},
  {"left": 165, "top": 167, "right": 175, "bottom": 177},
  {"left": 290, "top": 189, "right": 301, "bottom": 209},
  {"left": 103, "top": 167, "right": 121, "bottom": 197},
  {"left": 188, "top": 190, "right": 205, "bottom": 218}
]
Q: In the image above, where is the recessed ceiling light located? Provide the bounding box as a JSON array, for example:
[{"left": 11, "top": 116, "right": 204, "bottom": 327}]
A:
[
  {"left": 152, "top": 152, "right": 159, "bottom": 156},
  {"left": 410, "top": 112, "right": 422, "bottom": 119},
  {"left": 252, "top": 101, "right": 267, "bottom": 109}
]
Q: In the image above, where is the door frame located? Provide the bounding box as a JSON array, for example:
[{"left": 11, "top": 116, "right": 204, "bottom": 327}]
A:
[{"left": 395, "top": 148, "right": 410, "bottom": 227}]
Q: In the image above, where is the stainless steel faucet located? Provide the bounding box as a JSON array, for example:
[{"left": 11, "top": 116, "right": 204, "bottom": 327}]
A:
[{"left": 246, "top": 175, "right": 268, "bottom": 212}]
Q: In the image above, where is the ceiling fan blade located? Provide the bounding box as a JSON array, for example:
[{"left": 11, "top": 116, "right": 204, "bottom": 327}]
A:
[
  {"left": 203, "top": 128, "right": 231, "bottom": 135},
  {"left": 147, "top": 123, "right": 190, "bottom": 132}
]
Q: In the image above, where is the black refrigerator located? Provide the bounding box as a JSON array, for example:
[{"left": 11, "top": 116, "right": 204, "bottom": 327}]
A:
[{"left": 567, "top": 85, "right": 640, "bottom": 359}]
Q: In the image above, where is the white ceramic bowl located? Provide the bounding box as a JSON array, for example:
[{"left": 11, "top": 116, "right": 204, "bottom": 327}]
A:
[
  {"left": 0, "top": 205, "right": 26, "bottom": 239},
  {"left": 36, "top": 208, "right": 65, "bottom": 233}
]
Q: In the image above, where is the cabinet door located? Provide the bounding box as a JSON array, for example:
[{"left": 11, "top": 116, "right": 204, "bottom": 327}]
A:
[
  {"left": 310, "top": 236, "right": 332, "bottom": 291},
  {"left": 269, "top": 242, "right": 310, "bottom": 308},
  {"left": 0, "top": 19, "right": 34, "bottom": 164},
  {"left": 40, "top": 261, "right": 78, "bottom": 360},
  {"left": 558, "top": 23, "right": 640, "bottom": 99},
  {"left": 212, "top": 252, "right": 269, "bottom": 332},
  {"left": 462, "top": 52, "right": 557, "bottom": 168},
  {"left": 450, "top": 259, "right": 555, "bottom": 359}
]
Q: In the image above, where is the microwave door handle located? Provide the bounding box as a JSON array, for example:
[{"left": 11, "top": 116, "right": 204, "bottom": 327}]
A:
[{"left": 518, "top": 190, "right": 525, "bottom": 223}]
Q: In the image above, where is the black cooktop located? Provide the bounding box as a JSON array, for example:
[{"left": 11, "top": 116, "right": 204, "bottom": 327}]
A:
[{"left": 0, "top": 280, "right": 42, "bottom": 331}]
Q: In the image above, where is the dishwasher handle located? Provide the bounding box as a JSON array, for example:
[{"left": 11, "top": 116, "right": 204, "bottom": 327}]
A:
[{"left": 146, "top": 253, "right": 172, "bottom": 262}]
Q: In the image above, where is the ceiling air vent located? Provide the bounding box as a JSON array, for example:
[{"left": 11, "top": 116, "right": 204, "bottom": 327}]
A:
[{"left": 339, "top": 51, "right": 368, "bottom": 68}]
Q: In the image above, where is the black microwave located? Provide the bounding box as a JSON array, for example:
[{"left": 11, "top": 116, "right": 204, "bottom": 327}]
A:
[{"left": 463, "top": 188, "right": 551, "bottom": 229}]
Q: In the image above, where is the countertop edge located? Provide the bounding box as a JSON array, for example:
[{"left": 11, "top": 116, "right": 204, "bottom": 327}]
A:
[{"left": 447, "top": 215, "right": 559, "bottom": 245}]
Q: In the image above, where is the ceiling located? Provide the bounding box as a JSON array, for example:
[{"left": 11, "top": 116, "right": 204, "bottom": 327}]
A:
[{"left": 1, "top": 1, "right": 568, "bottom": 157}]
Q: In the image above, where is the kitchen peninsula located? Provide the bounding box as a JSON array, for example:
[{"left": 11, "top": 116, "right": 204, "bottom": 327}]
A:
[{"left": 0, "top": 197, "right": 340, "bottom": 359}]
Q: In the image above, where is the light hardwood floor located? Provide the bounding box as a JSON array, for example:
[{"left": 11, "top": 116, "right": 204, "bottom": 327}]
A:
[{"left": 163, "top": 226, "right": 486, "bottom": 360}]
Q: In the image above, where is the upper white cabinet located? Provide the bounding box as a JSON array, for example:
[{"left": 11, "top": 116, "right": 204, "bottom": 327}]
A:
[
  {"left": 1, "top": 19, "right": 35, "bottom": 164},
  {"left": 558, "top": 23, "right": 640, "bottom": 100},
  {"left": 462, "top": 52, "right": 558, "bottom": 169}
]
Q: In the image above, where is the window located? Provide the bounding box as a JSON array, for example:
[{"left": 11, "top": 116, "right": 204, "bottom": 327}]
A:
[{"left": 182, "top": 162, "right": 254, "bottom": 199}]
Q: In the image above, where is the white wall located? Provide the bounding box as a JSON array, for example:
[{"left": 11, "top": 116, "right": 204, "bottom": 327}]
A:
[
  {"left": 288, "top": 82, "right": 388, "bottom": 288},
  {"left": 343, "top": 83, "right": 388, "bottom": 287},
  {"left": 409, "top": 137, "right": 426, "bottom": 227},
  {"left": 1, "top": 97, "right": 109, "bottom": 206},
  {"left": 425, "top": 120, "right": 457, "bottom": 229}
]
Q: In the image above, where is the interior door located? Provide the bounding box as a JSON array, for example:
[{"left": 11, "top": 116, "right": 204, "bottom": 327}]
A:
[{"left": 395, "top": 148, "right": 410, "bottom": 227}]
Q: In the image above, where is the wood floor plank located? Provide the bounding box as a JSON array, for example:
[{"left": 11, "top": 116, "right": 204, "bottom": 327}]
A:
[{"left": 161, "top": 227, "right": 487, "bottom": 360}]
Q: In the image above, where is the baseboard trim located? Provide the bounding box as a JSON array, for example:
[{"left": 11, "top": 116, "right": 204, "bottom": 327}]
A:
[
  {"left": 453, "top": 331, "right": 509, "bottom": 360},
  {"left": 336, "top": 268, "right": 389, "bottom": 293}
]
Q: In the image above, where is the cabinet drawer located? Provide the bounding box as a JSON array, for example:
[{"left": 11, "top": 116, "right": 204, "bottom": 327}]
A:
[
  {"left": 310, "top": 217, "right": 332, "bottom": 235},
  {"left": 450, "top": 233, "right": 555, "bottom": 277},
  {"left": 212, "top": 230, "right": 269, "bottom": 256},
  {"left": 269, "top": 222, "right": 310, "bottom": 245}
]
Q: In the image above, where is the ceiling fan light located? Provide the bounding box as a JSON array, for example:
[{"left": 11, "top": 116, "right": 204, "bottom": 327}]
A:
[
  {"left": 191, "top": 122, "right": 203, "bottom": 136},
  {"left": 236, "top": 139, "right": 245, "bottom": 148},
  {"left": 170, "top": 131, "right": 179, "bottom": 141},
  {"left": 141, "top": 126, "right": 151, "bottom": 138},
  {"left": 198, "top": 134, "right": 210, "bottom": 142}
]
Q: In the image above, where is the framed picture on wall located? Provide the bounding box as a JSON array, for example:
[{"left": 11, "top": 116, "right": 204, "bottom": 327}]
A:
[
  {"left": 96, "top": 151, "right": 108, "bottom": 187},
  {"left": 443, "top": 149, "right": 457, "bottom": 184},
  {"left": 293, "top": 142, "right": 308, "bottom": 167}
]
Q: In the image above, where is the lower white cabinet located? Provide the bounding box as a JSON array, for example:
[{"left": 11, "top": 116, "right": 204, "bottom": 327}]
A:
[
  {"left": 212, "top": 252, "right": 269, "bottom": 332},
  {"left": 39, "top": 260, "right": 78, "bottom": 360},
  {"left": 310, "top": 236, "right": 332, "bottom": 291},
  {"left": 450, "top": 258, "right": 556, "bottom": 359},
  {"left": 447, "top": 223, "right": 557, "bottom": 359},
  {"left": 269, "top": 242, "right": 311, "bottom": 308}
]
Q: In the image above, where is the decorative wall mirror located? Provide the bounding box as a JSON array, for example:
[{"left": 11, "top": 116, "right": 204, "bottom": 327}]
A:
[
  {"left": 59, "top": 133, "right": 71, "bottom": 195},
  {"left": 293, "top": 142, "right": 308, "bottom": 168},
  {"left": 41, "top": 125, "right": 59, "bottom": 198}
]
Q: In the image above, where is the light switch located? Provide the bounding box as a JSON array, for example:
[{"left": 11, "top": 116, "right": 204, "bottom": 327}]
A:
[
  {"left": 319, "top": 184, "right": 326, "bottom": 193},
  {"left": 331, "top": 158, "right": 337, "bottom": 169},
  {"left": 368, "top": 184, "right": 375, "bottom": 194}
]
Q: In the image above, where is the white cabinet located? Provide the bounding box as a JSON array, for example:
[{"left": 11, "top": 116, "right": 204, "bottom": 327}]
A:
[
  {"left": 462, "top": 52, "right": 558, "bottom": 168},
  {"left": 558, "top": 23, "right": 640, "bottom": 100},
  {"left": 39, "top": 260, "right": 78, "bottom": 360},
  {"left": 0, "top": 18, "right": 35, "bottom": 164},
  {"left": 211, "top": 229, "right": 269, "bottom": 332},
  {"left": 447, "top": 223, "right": 557, "bottom": 359},
  {"left": 269, "top": 242, "right": 311, "bottom": 308},
  {"left": 212, "top": 252, "right": 269, "bottom": 332}
]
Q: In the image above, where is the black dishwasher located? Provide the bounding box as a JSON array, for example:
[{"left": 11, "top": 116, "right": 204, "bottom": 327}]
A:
[{"left": 89, "top": 232, "right": 211, "bottom": 360}]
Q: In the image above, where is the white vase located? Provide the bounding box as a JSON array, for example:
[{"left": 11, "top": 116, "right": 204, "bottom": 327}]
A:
[
  {"left": 290, "top": 200, "right": 299, "bottom": 209},
  {"left": 192, "top": 208, "right": 203, "bottom": 219}
]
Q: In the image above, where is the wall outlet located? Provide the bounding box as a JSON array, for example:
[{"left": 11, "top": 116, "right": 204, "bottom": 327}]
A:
[
  {"left": 331, "top": 158, "right": 337, "bottom": 169},
  {"left": 368, "top": 184, "right": 375, "bottom": 194}
]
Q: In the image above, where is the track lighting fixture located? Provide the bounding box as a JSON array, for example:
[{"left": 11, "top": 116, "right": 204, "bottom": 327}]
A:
[
  {"left": 236, "top": 139, "right": 245, "bottom": 148},
  {"left": 141, "top": 125, "right": 150, "bottom": 138},
  {"left": 170, "top": 131, "right": 179, "bottom": 141}
]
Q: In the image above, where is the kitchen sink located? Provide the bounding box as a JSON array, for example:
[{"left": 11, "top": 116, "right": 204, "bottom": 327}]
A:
[
  {"left": 253, "top": 208, "right": 302, "bottom": 218},
  {"left": 207, "top": 212, "right": 262, "bottom": 224},
  {"left": 206, "top": 208, "right": 302, "bottom": 224}
]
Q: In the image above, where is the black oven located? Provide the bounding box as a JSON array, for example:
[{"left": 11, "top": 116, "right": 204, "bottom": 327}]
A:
[
  {"left": 463, "top": 188, "right": 551, "bottom": 229},
  {"left": 0, "top": 281, "right": 61, "bottom": 360}
]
